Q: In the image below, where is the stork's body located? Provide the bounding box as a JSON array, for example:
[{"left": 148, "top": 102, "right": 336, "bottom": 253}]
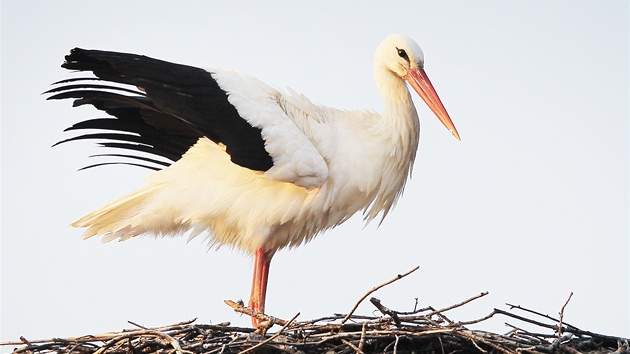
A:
[{"left": 48, "top": 34, "right": 459, "bottom": 326}]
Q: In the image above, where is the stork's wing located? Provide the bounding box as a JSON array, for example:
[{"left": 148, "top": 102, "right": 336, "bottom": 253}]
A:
[
  {"left": 47, "top": 48, "right": 272, "bottom": 171},
  {"left": 47, "top": 48, "right": 328, "bottom": 188}
]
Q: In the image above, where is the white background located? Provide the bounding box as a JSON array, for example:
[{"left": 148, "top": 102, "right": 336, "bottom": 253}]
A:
[{"left": 2, "top": 1, "right": 628, "bottom": 349}]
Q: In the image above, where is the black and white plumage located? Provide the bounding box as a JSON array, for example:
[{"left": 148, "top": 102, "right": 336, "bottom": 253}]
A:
[{"left": 47, "top": 34, "right": 460, "bottom": 326}]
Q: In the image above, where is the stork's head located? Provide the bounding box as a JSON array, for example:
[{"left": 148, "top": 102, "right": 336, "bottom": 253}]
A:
[{"left": 374, "top": 34, "right": 460, "bottom": 140}]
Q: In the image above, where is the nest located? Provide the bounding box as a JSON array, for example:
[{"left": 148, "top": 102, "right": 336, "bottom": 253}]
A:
[{"left": 3, "top": 267, "right": 628, "bottom": 354}]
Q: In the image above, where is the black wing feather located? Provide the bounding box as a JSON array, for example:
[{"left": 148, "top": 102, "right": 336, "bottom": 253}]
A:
[
  {"left": 49, "top": 48, "right": 273, "bottom": 171},
  {"left": 88, "top": 153, "right": 171, "bottom": 168},
  {"left": 79, "top": 162, "right": 162, "bottom": 172}
]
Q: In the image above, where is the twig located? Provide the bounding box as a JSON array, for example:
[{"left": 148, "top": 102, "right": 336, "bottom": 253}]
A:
[
  {"left": 458, "top": 331, "right": 513, "bottom": 354},
  {"left": 237, "top": 312, "right": 300, "bottom": 354},
  {"left": 145, "top": 330, "right": 187, "bottom": 354},
  {"left": 494, "top": 309, "right": 557, "bottom": 331},
  {"left": 455, "top": 309, "right": 497, "bottom": 326},
  {"left": 92, "top": 330, "right": 187, "bottom": 354},
  {"left": 341, "top": 266, "right": 420, "bottom": 324},
  {"left": 507, "top": 303, "right": 563, "bottom": 323},
  {"left": 504, "top": 323, "right": 548, "bottom": 344},
  {"left": 358, "top": 322, "right": 367, "bottom": 351},
  {"left": 341, "top": 339, "right": 364, "bottom": 354},
  {"left": 506, "top": 303, "right": 580, "bottom": 331},
  {"left": 395, "top": 304, "right": 434, "bottom": 316},
  {"left": 128, "top": 321, "right": 148, "bottom": 330},
  {"left": 1, "top": 320, "right": 195, "bottom": 347},
  {"left": 467, "top": 335, "right": 487, "bottom": 353},
  {"left": 370, "top": 297, "right": 401, "bottom": 326},
  {"left": 558, "top": 345, "right": 582, "bottom": 354},
  {"left": 224, "top": 299, "right": 291, "bottom": 327},
  {"left": 424, "top": 292, "right": 489, "bottom": 321},
  {"left": 556, "top": 292, "right": 573, "bottom": 342}
]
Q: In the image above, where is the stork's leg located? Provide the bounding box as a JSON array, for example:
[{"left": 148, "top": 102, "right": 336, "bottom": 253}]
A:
[{"left": 249, "top": 247, "right": 271, "bottom": 327}]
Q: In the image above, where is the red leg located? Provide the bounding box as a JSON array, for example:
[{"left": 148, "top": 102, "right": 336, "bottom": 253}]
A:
[{"left": 249, "top": 247, "right": 271, "bottom": 327}]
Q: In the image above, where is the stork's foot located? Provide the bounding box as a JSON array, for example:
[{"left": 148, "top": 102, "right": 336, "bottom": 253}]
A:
[
  {"left": 224, "top": 299, "right": 272, "bottom": 331},
  {"left": 248, "top": 301, "right": 274, "bottom": 334},
  {"left": 248, "top": 300, "right": 266, "bottom": 327}
]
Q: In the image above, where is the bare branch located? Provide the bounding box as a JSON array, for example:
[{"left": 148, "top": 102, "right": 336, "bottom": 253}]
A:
[
  {"left": 556, "top": 292, "right": 573, "bottom": 342},
  {"left": 341, "top": 265, "right": 420, "bottom": 324},
  {"left": 237, "top": 312, "right": 299, "bottom": 354}
]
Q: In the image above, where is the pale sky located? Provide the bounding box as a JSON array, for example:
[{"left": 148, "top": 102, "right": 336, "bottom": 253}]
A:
[{"left": 2, "top": 1, "right": 628, "bottom": 348}]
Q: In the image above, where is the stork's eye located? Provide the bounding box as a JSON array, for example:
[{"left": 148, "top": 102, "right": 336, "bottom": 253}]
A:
[{"left": 397, "top": 48, "right": 410, "bottom": 62}]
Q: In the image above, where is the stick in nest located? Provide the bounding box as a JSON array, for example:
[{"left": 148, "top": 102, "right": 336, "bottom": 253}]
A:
[
  {"left": 370, "top": 297, "right": 401, "bottom": 326},
  {"left": 340, "top": 265, "right": 420, "bottom": 325},
  {"left": 556, "top": 291, "right": 573, "bottom": 342},
  {"left": 224, "top": 299, "right": 294, "bottom": 332},
  {"left": 237, "top": 312, "right": 299, "bottom": 354},
  {"left": 426, "top": 291, "right": 489, "bottom": 325}
]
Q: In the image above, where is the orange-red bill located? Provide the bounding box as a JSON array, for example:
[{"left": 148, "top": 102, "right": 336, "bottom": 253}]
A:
[{"left": 405, "top": 67, "right": 460, "bottom": 140}]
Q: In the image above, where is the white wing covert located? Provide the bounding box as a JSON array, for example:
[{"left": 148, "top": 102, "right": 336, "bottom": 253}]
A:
[{"left": 212, "top": 69, "right": 329, "bottom": 190}]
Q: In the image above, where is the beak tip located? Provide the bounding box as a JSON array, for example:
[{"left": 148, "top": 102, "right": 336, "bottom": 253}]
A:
[{"left": 451, "top": 129, "right": 461, "bottom": 141}]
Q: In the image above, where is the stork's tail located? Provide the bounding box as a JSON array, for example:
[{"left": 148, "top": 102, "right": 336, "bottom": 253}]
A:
[{"left": 72, "top": 183, "right": 165, "bottom": 242}]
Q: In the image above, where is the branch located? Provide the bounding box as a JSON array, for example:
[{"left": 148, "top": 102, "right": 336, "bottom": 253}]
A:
[
  {"left": 370, "top": 297, "right": 401, "bottom": 326},
  {"left": 424, "top": 292, "right": 489, "bottom": 323},
  {"left": 340, "top": 266, "right": 420, "bottom": 324},
  {"left": 237, "top": 312, "right": 299, "bottom": 354},
  {"left": 556, "top": 292, "right": 573, "bottom": 342},
  {"left": 224, "top": 299, "right": 292, "bottom": 328}
]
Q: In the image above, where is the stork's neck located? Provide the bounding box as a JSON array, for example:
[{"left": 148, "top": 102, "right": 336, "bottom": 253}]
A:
[
  {"left": 358, "top": 68, "right": 421, "bottom": 223},
  {"left": 374, "top": 69, "right": 420, "bottom": 148}
]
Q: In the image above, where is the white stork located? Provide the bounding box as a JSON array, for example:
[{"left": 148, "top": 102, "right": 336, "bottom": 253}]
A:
[{"left": 47, "top": 34, "right": 459, "bottom": 326}]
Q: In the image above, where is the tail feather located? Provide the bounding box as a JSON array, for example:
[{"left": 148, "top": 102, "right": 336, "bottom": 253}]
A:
[
  {"left": 69, "top": 138, "right": 320, "bottom": 253},
  {"left": 72, "top": 183, "right": 165, "bottom": 240}
]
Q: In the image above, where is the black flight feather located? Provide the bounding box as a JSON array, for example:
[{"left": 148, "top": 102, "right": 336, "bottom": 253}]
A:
[{"left": 48, "top": 48, "right": 273, "bottom": 172}]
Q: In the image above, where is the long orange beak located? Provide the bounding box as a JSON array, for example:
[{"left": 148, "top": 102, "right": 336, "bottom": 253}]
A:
[{"left": 405, "top": 67, "right": 460, "bottom": 140}]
